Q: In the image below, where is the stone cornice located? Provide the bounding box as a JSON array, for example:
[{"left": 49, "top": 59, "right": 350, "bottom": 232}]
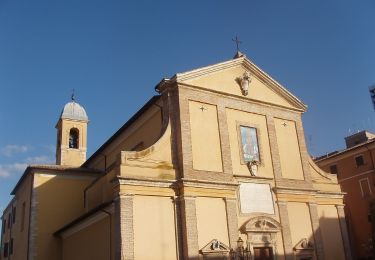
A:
[{"left": 115, "top": 176, "right": 175, "bottom": 188}]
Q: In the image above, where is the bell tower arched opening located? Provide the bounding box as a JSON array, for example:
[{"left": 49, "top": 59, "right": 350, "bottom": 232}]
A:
[{"left": 69, "top": 128, "right": 79, "bottom": 149}]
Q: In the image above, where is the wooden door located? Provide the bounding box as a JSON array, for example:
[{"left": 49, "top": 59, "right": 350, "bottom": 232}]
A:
[{"left": 253, "top": 247, "right": 273, "bottom": 260}]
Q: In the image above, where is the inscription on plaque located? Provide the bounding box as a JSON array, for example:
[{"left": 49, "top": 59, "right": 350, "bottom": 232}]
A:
[{"left": 239, "top": 183, "right": 274, "bottom": 214}]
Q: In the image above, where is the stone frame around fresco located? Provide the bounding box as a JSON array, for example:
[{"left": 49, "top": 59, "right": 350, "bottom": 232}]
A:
[{"left": 236, "top": 121, "right": 264, "bottom": 167}]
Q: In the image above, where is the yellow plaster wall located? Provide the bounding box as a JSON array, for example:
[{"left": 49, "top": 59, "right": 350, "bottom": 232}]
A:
[
  {"left": 1, "top": 174, "right": 32, "bottom": 260},
  {"left": 34, "top": 173, "right": 96, "bottom": 260},
  {"left": 287, "top": 202, "right": 314, "bottom": 249},
  {"left": 85, "top": 170, "right": 117, "bottom": 211},
  {"left": 186, "top": 66, "right": 295, "bottom": 109},
  {"left": 12, "top": 175, "right": 32, "bottom": 260},
  {"left": 226, "top": 108, "right": 274, "bottom": 177},
  {"left": 189, "top": 101, "right": 223, "bottom": 172},
  {"left": 317, "top": 205, "right": 345, "bottom": 260},
  {"left": 90, "top": 108, "right": 162, "bottom": 171},
  {"left": 62, "top": 216, "right": 111, "bottom": 260},
  {"left": 274, "top": 118, "right": 304, "bottom": 180},
  {"left": 195, "top": 197, "right": 229, "bottom": 249},
  {"left": 120, "top": 123, "right": 175, "bottom": 180},
  {"left": 133, "top": 196, "right": 177, "bottom": 260}
]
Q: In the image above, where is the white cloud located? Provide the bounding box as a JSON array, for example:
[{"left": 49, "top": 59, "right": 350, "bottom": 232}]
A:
[
  {"left": 26, "top": 156, "right": 53, "bottom": 164},
  {"left": 1, "top": 145, "right": 29, "bottom": 157},
  {"left": 0, "top": 163, "right": 27, "bottom": 178}
]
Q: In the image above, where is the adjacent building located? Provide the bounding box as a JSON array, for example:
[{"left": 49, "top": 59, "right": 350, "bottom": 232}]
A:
[
  {"left": 1, "top": 53, "right": 351, "bottom": 260},
  {"left": 315, "top": 130, "right": 375, "bottom": 260}
]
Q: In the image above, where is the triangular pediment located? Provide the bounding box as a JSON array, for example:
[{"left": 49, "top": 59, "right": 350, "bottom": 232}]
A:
[
  {"left": 200, "top": 239, "right": 230, "bottom": 254},
  {"left": 173, "top": 56, "right": 307, "bottom": 112}
]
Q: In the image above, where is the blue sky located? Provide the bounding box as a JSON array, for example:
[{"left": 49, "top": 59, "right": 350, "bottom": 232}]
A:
[{"left": 0, "top": 1, "right": 374, "bottom": 213}]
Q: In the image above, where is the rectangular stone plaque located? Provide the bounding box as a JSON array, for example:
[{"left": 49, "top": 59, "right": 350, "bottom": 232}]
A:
[{"left": 239, "top": 183, "right": 274, "bottom": 214}]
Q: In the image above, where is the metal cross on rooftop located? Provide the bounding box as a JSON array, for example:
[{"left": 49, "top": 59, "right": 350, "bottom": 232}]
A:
[
  {"left": 232, "top": 36, "right": 242, "bottom": 52},
  {"left": 71, "top": 89, "right": 75, "bottom": 101}
]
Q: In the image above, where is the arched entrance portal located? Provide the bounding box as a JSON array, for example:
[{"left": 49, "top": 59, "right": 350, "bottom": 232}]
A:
[{"left": 242, "top": 216, "right": 281, "bottom": 260}]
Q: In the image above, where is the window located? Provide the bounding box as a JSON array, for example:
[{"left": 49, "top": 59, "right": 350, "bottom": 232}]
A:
[
  {"left": 359, "top": 178, "right": 372, "bottom": 198},
  {"left": 7, "top": 214, "right": 11, "bottom": 229},
  {"left": 12, "top": 207, "right": 16, "bottom": 224},
  {"left": 69, "top": 128, "right": 79, "bottom": 149},
  {"left": 330, "top": 165, "right": 338, "bottom": 174},
  {"left": 356, "top": 155, "right": 365, "bottom": 167},
  {"left": 239, "top": 126, "right": 260, "bottom": 162},
  {"left": 9, "top": 238, "right": 13, "bottom": 255},
  {"left": 3, "top": 242, "right": 8, "bottom": 257}
]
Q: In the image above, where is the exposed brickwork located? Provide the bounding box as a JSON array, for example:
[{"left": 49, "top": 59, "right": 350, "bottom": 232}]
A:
[
  {"left": 178, "top": 87, "right": 194, "bottom": 178},
  {"left": 168, "top": 88, "right": 184, "bottom": 180},
  {"left": 114, "top": 194, "right": 134, "bottom": 260},
  {"left": 277, "top": 201, "right": 294, "bottom": 260},
  {"left": 179, "top": 196, "right": 199, "bottom": 260},
  {"left": 308, "top": 202, "right": 325, "bottom": 260},
  {"left": 266, "top": 115, "right": 283, "bottom": 181},
  {"left": 336, "top": 205, "right": 353, "bottom": 260},
  {"left": 295, "top": 118, "right": 313, "bottom": 183},
  {"left": 172, "top": 196, "right": 184, "bottom": 260},
  {"left": 217, "top": 104, "right": 233, "bottom": 176},
  {"left": 224, "top": 198, "right": 239, "bottom": 249},
  {"left": 28, "top": 176, "right": 38, "bottom": 260}
]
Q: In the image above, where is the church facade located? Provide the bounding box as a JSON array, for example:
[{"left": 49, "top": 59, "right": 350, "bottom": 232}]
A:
[{"left": 1, "top": 53, "right": 351, "bottom": 260}]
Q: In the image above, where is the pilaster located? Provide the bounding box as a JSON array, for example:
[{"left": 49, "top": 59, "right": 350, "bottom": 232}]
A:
[
  {"left": 308, "top": 202, "right": 325, "bottom": 260},
  {"left": 266, "top": 115, "right": 283, "bottom": 181},
  {"left": 277, "top": 201, "right": 294, "bottom": 260},
  {"left": 295, "top": 119, "right": 312, "bottom": 182},
  {"left": 114, "top": 194, "right": 134, "bottom": 260},
  {"left": 336, "top": 205, "right": 352, "bottom": 260},
  {"left": 224, "top": 198, "right": 239, "bottom": 249},
  {"left": 217, "top": 104, "right": 233, "bottom": 176},
  {"left": 179, "top": 196, "right": 199, "bottom": 260}
]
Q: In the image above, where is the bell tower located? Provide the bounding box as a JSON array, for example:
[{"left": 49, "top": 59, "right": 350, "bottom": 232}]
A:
[{"left": 56, "top": 96, "right": 89, "bottom": 166}]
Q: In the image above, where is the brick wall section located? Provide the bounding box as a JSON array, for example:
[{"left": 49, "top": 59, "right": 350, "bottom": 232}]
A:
[
  {"left": 28, "top": 175, "right": 37, "bottom": 260},
  {"left": 308, "top": 203, "right": 325, "bottom": 260},
  {"left": 168, "top": 88, "right": 184, "bottom": 179},
  {"left": 114, "top": 195, "right": 134, "bottom": 260},
  {"left": 217, "top": 103, "right": 233, "bottom": 176},
  {"left": 295, "top": 118, "right": 313, "bottom": 183},
  {"left": 178, "top": 88, "right": 194, "bottom": 178},
  {"left": 336, "top": 205, "right": 353, "bottom": 260},
  {"left": 224, "top": 198, "right": 239, "bottom": 249},
  {"left": 277, "top": 201, "right": 294, "bottom": 260},
  {"left": 266, "top": 115, "right": 283, "bottom": 181},
  {"left": 173, "top": 196, "right": 184, "bottom": 260},
  {"left": 179, "top": 196, "right": 199, "bottom": 260}
]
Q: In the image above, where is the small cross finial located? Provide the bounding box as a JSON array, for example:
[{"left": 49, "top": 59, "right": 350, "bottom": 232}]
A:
[
  {"left": 199, "top": 106, "right": 207, "bottom": 112},
  {"left": 71, "top": 89, "right": 75, "bottom": 102},
  {"left": 232, "top": 36, "right": 242, "bottom": 52}
]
